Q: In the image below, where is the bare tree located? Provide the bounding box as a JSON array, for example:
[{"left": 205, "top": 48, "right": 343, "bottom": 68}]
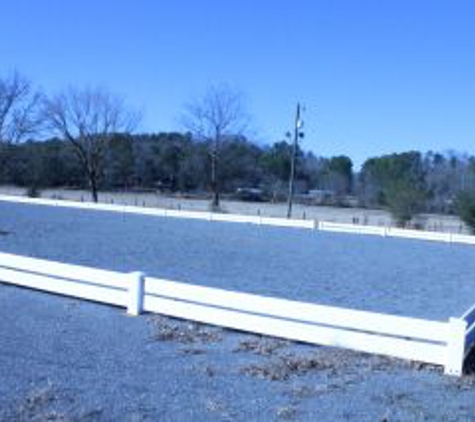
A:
[
  {"left": 182, "top": 85, "right": 248, "bottom": 209},
  {"left": 43, "top": 87, "right": 139, "bottom": 202},
  {"left": 0, "top": 70, "right": 43, "bottom": 143}
]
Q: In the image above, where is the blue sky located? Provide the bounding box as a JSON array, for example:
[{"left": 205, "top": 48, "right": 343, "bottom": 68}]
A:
[{"left": 1, "top": 0, "right": 474, "bottom": 167}]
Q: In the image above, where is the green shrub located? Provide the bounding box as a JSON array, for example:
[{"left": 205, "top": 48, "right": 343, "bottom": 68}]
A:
[
  {"left": 455, "top": 191, "right": 475, "bottom": 234},
  {"left": 385, "top": 180, "right": 428, "bottom": 227}
]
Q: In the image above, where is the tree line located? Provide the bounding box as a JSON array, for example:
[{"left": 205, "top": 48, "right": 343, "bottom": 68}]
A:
[
  {"left": 0, "top": 133, "right": 353, "bottom": 200},
  {"left": 1, "top": 70, "right": 475, "bottom": 231}
]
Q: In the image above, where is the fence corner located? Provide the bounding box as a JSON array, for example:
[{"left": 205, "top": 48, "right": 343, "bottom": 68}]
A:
[
  {"left": 127, "top": 271, "right": 145, "bottom": 316},
  {"left": 445, "top": 317, "right": 467, "bottom": 376}
]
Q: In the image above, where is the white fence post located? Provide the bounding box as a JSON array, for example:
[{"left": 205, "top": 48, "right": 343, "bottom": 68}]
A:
[
  {"left": 445, "top": 317, "right": 467, "bottom": 376},
  {"left": 127, "top": 272, "right": 145, "bottom": 316}
]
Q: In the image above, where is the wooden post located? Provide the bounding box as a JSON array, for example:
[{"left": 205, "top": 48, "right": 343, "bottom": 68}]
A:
[
  {"left": 127, "top": 272, "right": 145, "bottom": 316},
  {"left": 445, "top": 318, "right": 467, "bottom": 376}
]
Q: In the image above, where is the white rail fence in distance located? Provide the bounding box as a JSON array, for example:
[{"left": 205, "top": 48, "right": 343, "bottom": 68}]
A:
[{"left": 1, "top": 195, "right": 475, "bottom": 245}]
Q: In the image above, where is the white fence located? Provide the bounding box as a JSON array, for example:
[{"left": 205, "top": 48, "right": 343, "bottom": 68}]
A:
[
  {"left": 1, "top": 195, "right": 475, "bottom": 245},
  {"left": 318, "top": 221, "right": 475, "bottom": 245},
  {"left": 0, "top": 251, "right": 471, "bottom": 376}
]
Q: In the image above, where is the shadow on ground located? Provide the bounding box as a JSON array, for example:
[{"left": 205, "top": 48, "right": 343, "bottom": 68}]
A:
[{"left": 464, "top": 347, "right": 475, "bottom": 375}]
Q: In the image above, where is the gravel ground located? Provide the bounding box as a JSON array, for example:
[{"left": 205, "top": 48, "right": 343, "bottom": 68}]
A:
[
  {"left": 0, "top": 201, "right": 475, "bottom": 319},
  {"left": 1, "top": 201, "right": 475, "bottom": 420},
  {"left": 1, "top": 285, "right": 475, "bottom": 421}
]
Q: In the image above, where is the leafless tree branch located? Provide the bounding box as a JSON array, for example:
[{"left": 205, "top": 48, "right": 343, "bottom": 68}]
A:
[
  {"left": 0, "top": 70, "right": 43, "bottom": 143},
  {"left": 43, "top": 86, "right": 140, "bottom": 202},
  {"left": 182, "top": 84, "right": 248, "bottom": 208}
]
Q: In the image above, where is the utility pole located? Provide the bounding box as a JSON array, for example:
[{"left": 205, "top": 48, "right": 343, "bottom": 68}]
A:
[{"left": 286, "top": 103, "right": 304, "bottom": 219}]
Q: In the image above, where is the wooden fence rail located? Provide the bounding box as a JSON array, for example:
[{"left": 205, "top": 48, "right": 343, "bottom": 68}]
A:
[{"left": 0, "top": 251, "right": 470, "bottom": 376}]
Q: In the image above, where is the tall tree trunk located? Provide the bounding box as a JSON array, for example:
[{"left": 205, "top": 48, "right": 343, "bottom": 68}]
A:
[
  {"left": 89, "top": 172, "right": 99, "bottom": 203},
  {"left": 212, "top": 189, "right": 220, "bottom": 208},
  {"left": 210, "top": 141, "right": 220, "bottom": 209}
]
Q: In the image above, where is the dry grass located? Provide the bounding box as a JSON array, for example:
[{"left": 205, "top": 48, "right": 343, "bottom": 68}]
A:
[
  {"left": 285, "top": 384, "right": 328, "bottom": 399},
  {"left": 240, "top": 352, "right": 340, "bottom": 381},
  {"left": 12, "top": 383, "right": 69, "bottom": 422},
  {"left": 233, "top": 336, "right": 289, "bottom": 356},
  {"left": 148, "top": 315, "right": 223, "bottom": 345},
  {"left": 238, "top": 346, "right": 414, "bottom": 383},
  {"left": 178, "top": 347, "right": 207, "bottom": 356},
  {"left": 8, "top": 383, "right": 106, "bottom": 422}
]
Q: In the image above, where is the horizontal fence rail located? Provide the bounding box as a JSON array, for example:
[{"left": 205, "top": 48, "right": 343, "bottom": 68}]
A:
[
  {"left": 319, "top": 221, "right": 387, "bottom": 236},
  {"left": 0, "top": 252, "right": 129, "bottom": 307},
  {"left": 0, "top": 251, "right": 471, "bottom": 376},
  {"left": 0, "top": 195, "right": 474, "bottom": 246}
]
